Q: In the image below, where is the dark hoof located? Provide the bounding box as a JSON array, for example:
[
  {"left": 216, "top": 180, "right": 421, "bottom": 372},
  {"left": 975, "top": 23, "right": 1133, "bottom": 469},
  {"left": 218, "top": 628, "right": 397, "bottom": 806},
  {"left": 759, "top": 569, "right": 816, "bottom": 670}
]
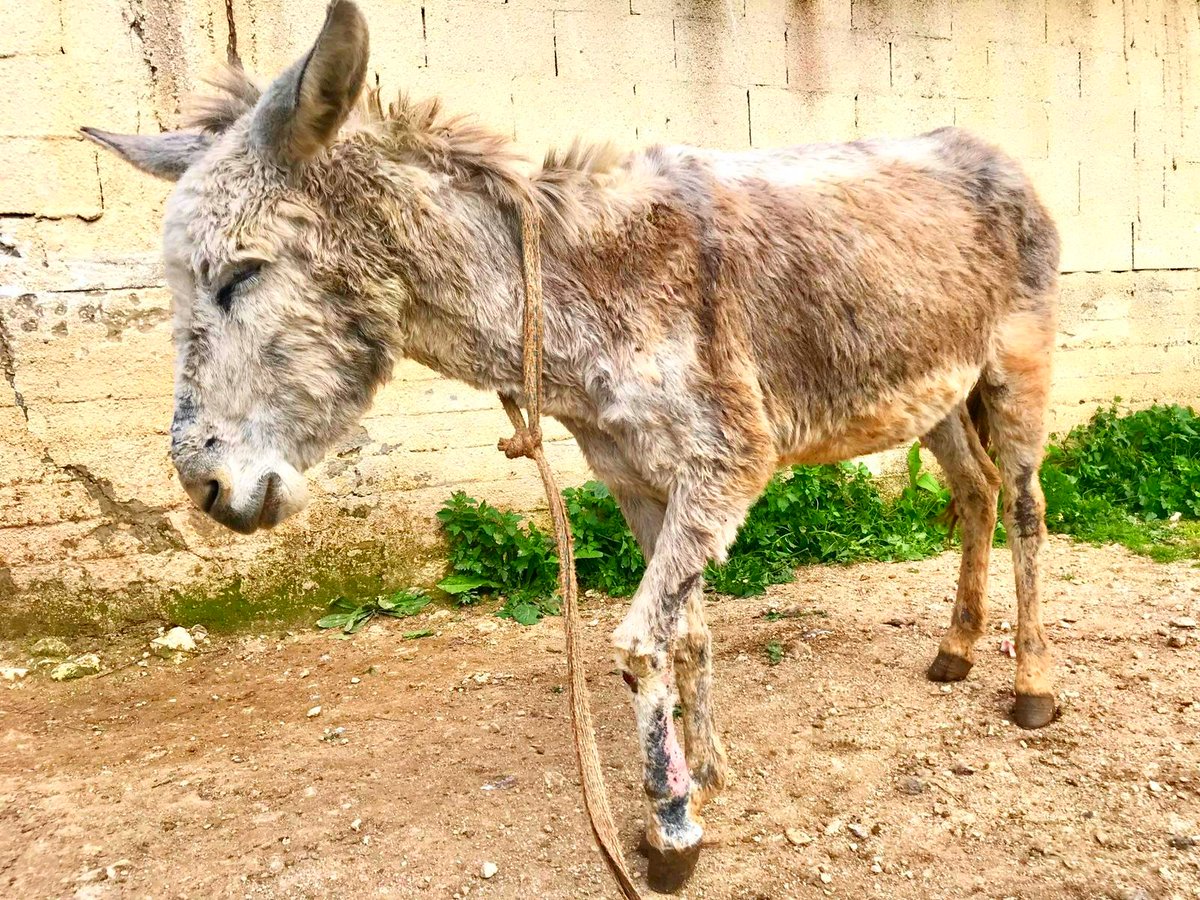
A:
[
  {"left": 641, "top": 839, "right": 701, "bottom": 893},
  {"left": 1013, "top": 693, "right": 1056, "bottom": 729},
  {"left": 927, "top": 650, "right": 973, "bottom": 683}
]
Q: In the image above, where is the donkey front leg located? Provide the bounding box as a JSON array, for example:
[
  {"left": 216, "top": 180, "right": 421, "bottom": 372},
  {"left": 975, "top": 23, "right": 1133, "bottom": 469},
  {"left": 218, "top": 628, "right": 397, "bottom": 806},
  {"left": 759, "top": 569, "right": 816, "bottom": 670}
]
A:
[
  {"left": 674, "top": 584, "right": 727, "bottom": 806},
  {"left": 612, "top": 500, "right": 739, "bottom": 888}
]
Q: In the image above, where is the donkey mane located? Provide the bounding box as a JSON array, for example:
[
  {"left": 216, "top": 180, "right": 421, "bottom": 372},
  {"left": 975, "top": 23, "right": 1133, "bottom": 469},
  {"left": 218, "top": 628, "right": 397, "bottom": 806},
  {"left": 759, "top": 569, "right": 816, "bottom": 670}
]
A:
[{"left": 182, "top": 65, "right": 622, "bottom": 240}]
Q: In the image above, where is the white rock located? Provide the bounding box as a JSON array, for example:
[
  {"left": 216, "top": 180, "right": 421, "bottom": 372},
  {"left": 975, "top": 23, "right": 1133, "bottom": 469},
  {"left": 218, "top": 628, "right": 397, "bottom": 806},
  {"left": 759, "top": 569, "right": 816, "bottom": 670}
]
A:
[
  {"left": 1, "top": 666, "right": 29, "bottom": 681},
  {"left": 307, "top": 706, "right": 322, "bottom": 718},
  {"left": 151, "top": 627, "right": 197, "bottom": 658},
  {"left": 481, "top": 862, "right": 498, "bottom": 879},
  {"left": 50, "top": 654, "right": 101, "bottom": 681},
  {"left": 785, "top": 828, "right": 813, "bottom": 846},
  {"left": 1169, "top": 616, "right": 1196, "bottom": 630},
  {"left": 824, "top": 819, "right": 844, "bottom": 836}
]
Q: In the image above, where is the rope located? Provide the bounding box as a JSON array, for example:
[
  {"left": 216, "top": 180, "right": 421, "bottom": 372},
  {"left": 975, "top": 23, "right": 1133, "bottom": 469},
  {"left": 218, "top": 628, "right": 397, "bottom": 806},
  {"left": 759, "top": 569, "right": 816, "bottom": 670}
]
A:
[{"left": 497, "top": 204, "right": 643, "bottom": 900}]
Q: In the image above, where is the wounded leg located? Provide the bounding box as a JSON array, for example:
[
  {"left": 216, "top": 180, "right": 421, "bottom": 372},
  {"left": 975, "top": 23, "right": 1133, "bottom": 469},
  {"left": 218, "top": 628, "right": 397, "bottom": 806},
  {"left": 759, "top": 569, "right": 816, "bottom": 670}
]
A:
[
  {"left": 613, "top": 491, "right": 748, "bottom": 889},
  {"left": 923, "top": 404, "right": 1001, "bottom": 682}
]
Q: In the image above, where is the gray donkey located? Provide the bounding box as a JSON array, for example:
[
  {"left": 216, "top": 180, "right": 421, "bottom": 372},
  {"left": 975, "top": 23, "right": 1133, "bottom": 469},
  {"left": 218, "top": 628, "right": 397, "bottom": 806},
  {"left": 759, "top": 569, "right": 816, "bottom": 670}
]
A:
[{"left": 85, "top": 0, "right": 1061, "bottom": 884}]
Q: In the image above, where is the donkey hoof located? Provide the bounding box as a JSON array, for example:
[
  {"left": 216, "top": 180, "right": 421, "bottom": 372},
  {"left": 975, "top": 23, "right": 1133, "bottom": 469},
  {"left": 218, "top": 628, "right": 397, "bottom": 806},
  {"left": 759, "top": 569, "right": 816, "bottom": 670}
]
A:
[
  {"left": 641, "top": 841, "right": 701, "bottom": 893},
  {"left": 927, "top": 650, "right": 973, "bottom": 683},
  {"left": 1013, "top": 693, "right": 1056, "bottom": 729}
]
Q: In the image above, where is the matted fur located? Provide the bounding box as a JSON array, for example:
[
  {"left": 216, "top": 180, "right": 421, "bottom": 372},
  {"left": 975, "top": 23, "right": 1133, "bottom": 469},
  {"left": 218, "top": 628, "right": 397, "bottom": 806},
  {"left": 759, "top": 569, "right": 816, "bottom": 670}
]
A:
[{"left": 86, "top": 1, "right": 1064, "bottom": 875}]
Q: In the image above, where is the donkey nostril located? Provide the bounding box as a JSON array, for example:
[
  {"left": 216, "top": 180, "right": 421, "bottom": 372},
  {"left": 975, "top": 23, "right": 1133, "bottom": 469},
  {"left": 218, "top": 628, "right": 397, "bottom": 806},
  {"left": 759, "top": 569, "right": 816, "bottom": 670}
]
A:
[
  {"left": 204, "top": 436, "right": 218, "bottom": 450},
  {"left": 203, "top": 480, "right": 220, "bottom": 513}
]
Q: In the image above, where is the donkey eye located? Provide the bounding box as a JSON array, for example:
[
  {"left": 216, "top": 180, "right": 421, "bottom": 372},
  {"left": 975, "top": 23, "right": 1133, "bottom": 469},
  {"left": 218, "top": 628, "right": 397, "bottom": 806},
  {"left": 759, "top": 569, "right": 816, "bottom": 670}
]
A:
[{"left": 215, "top": 264, "right": 263, "bottom": 312}]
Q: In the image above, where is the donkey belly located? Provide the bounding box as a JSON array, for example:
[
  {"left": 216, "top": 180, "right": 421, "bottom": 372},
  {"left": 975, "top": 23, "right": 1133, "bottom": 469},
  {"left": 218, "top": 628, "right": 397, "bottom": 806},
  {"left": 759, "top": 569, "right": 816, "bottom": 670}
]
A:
[{"left": 779, "top": 362, "right": 981, "bottom": 467}]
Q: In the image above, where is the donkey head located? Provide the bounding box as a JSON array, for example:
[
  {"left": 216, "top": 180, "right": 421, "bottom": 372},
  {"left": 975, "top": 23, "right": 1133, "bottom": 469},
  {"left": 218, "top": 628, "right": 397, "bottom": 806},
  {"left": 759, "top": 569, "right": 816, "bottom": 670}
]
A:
[{"left": 84, "top": 1, "right": 396, "bottom": 534}]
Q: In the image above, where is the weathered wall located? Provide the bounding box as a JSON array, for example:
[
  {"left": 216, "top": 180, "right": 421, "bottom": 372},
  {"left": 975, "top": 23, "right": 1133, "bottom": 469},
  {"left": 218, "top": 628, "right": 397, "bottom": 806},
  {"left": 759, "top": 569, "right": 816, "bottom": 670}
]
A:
[{"left": 1, "top": 0, "right": 1198, "bottom": 632}]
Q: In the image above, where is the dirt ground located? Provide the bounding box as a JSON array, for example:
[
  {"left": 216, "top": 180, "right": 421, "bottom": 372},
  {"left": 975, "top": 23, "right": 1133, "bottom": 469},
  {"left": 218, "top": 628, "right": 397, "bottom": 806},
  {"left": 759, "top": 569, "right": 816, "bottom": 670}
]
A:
[{"left": 2, "top": 536, "right": 1198, "bottom": 900}]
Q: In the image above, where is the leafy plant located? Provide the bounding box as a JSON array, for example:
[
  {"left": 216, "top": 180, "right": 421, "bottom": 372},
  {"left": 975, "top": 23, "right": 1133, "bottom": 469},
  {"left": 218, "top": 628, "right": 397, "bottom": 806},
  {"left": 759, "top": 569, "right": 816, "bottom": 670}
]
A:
[
  {"left": 1040, "top": 403, "right": 1200, "bottom": 561},
  {"left": 563, "top": 481, "right": 646, "bottom": 596},
  {"left": 765, "top": 640, "right": 785, "bottom": 666},
  {"left": 435, "top": 491, "right": 560, "bottom": 623},
  {"left": 316, "top": 588, "right": 431, "bottom": 634}
]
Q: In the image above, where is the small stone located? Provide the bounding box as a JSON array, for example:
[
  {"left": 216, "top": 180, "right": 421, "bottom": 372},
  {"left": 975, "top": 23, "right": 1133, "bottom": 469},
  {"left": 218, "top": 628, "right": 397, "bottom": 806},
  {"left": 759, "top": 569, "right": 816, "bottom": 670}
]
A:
[
  {"left": 480, "top": 862, "right": 498, "bottom": 879},
  {"left": 952, "top": 762, "right": 976, "bottom": 776},
  {"left": 1169, "top": 834, "right": 1196, "bottom": 850},
  {"left": 899, "top": 776, "right": 927, "bottom": 795},
  {"left": 848, "top": 823, "right": 870, "bottom": 840},
  {"left": 31, "top": 637, "right": 70, "bottom": 658},
  {"left": 1169, "top": 616, "right": 1196, "bottom": 629},
  {"left": 151, "top": 627, "right": 197, "bottom": 659},
  {"left": 1, "top": 666, "right": 29, "bottom": 681},
  {"left": 350, "top": 818, "right": 362, "bottom": 832},
  {"left": 307, "top": 706, "right": 322, "bottom": 718},
  {"left": 1167, "top": 634, "right": 1188, "bottom": 649},
  {"left": 476, "top": 620, "right": 499, "bottom": 634},
  {"left": 824, "top": 819, "right": 844, "bottom": 836},
  {"left": 350, "top": 677, "right": 361, "bottom": 685},
  {"left": 50, "top": 654, "right": 101, "bottom": 681},
  {"left": 785, "top": 828, "right": 813, "bottom": 846},
  {"left": 1149, "top": 780, "right": 1164, "bottom": 793},
  {"left": 819, "top": 872, "right": 833, "bottom": 884},
  {"left": 190, "top": 625, "right": 210, "bottom": 644}
]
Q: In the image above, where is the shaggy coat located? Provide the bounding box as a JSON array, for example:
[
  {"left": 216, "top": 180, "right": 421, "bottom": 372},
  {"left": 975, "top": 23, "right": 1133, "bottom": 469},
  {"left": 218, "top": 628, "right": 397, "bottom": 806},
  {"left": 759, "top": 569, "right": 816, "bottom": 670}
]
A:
[{"left": 85, "top": 1, "right": 1061, "bottom": 885}]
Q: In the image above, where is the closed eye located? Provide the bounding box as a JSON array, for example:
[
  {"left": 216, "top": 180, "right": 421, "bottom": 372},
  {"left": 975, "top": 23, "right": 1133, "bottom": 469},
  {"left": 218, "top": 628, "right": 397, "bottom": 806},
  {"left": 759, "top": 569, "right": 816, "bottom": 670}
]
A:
[{"left": 215, "top": 263, "right": 263, "bottom": 312}]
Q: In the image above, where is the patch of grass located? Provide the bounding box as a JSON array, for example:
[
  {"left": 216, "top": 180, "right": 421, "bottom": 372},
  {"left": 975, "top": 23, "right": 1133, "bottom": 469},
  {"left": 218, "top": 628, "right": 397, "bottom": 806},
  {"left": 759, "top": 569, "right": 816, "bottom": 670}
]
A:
[
  {"left": 563, "top": 481, "right": 646, "bottom": 597},
  {"left": 316, "top": 588, "right": 431, "bottom": 634},
  {"left": 765, "top": 640, "right": 785, "bottom": 666},
  {"left": 1041, "top": 402, "right": 1200, "bottom": 561}
]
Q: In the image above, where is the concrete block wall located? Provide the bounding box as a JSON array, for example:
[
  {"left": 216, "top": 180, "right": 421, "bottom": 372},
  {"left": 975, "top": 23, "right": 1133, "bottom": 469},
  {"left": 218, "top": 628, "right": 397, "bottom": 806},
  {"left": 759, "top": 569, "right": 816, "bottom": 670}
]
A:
[{"left": 1, "top": 0, "right": 1198, "bottom": 630}]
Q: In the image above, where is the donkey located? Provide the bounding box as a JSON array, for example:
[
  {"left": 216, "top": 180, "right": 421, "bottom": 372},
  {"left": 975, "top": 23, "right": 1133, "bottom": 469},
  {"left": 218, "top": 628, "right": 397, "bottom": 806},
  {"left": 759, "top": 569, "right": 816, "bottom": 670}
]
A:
[{"left": 85, "top": 0, "right": 1061, "bottom": 884}]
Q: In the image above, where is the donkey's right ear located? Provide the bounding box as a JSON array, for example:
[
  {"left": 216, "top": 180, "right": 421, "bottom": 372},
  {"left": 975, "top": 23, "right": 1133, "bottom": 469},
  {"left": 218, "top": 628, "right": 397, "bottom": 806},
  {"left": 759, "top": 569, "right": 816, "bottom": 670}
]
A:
[
  {"left": 80, "top": 128, "right": 212, "bottom": 181},
  {"left": 249, "top": 0, "right": 369, "bottom": 165}
]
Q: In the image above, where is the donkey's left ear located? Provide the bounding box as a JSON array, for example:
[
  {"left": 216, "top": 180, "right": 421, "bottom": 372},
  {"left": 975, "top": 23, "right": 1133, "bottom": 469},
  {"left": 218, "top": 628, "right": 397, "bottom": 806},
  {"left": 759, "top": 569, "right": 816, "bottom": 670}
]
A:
[
  {"left": 80, "top": 128, "right": 213, "bottom": 181},
  {"left": 250, "top": 0, "right": 369, "bottom": 165}
]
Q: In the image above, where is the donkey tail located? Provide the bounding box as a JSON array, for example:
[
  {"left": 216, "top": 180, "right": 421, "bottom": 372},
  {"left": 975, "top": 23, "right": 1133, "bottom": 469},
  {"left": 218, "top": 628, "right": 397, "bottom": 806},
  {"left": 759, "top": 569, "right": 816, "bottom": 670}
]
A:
[{"left": 940, "top": 381, "right": 991, "bottom": 533}]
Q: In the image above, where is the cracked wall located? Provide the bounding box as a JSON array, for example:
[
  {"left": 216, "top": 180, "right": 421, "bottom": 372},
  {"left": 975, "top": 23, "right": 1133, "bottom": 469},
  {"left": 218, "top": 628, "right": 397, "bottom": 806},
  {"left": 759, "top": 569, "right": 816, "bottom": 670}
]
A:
[{"left": 1, "top": 0, "right": 1198, "bottom": 633}]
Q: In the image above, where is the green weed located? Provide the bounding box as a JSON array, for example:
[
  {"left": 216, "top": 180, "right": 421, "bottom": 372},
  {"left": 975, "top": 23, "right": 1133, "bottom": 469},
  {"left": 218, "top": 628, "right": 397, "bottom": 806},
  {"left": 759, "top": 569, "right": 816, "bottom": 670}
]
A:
[
  {"left": 765, "top": 640, "right": 785, "bottom": 666},
  {"left": 316, "top": 588, "right": 431, "bottom": 634}
]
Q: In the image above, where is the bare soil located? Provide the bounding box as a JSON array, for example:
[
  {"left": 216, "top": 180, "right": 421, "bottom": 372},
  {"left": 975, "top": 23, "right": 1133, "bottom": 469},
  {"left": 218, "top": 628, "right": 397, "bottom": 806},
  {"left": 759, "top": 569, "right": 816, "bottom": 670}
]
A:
[{"left": 2, "top": 536, "right": 1198, "bottom": 900}]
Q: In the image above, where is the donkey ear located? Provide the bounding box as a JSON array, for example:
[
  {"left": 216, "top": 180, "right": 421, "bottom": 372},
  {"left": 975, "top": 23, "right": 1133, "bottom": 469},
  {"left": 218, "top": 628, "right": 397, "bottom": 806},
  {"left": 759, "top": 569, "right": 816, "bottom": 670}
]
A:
[
  {"left": 80, "top": 128, "right": 212, "bottom": 181},
  {"left": 250, "top": 0, "right": 369, "bottom": 165}
]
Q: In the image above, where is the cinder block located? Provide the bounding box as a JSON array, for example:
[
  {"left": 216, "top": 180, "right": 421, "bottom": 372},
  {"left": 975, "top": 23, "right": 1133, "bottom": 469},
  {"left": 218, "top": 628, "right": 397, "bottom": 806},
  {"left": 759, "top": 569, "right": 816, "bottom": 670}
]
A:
[
  {"left": 423, "top": 1, "right": 555, "bottom": 79},
  {"left": 1165, "top": 160, "right": 1200, "bottom": 214},
  {"left": 0, "top": 0, "right": 64, "bottom": 56},
  {"left": 752, "top": 0, "right": 851, "bottom": 30},
  {"left": 0, "top": 138, "right": 102, "bottom": 219},
  {"left": 1057, "top": 213, "right": 1134, "bottom": 272},
  {"left": 674, "top": 15, "right": 787, "bottom": 87},
  {"left": 749, "top": 87, "right": 855, "bottom": 147},
  {"left": 512, "top": 76, "right": 638, "bottom": 153},
  {"left": 889, "top": 35, "right": 957, "bottom": 98},
  {"left": 851, "top": 0, "right": 952, "bottom": 40},
  {"left": 1078, "top": 151, "right": 1137, "bottom": 223},
  {"left": 3, "top": 289, "right": 173, "bottom": 405},
  {"left": 786, "top": 27, "right": 891, "bottom": 95},
  {"left": 985, "top": 41, "right": 1054, "bottom": 103},
  {"left": 1046, "top": 0, "right": 1125, "bottom": 48},
  {"left": 636, "top": 80, "right": 751, "bottom": 150},
  {"left": 855, "top": 93, "right": 953, "bottom": 139},
  {"left": 951, "top": 0, "right": 1048, "bottom": 49},
  {"left": 1135, "top": 211, "right": 1200, "bottom": 270},
  {"left": 552, "top": 9, "right": 674, "bottom": 84},
  {"left": 955, "top": 97, "right": 1048, "bottom": 160}
]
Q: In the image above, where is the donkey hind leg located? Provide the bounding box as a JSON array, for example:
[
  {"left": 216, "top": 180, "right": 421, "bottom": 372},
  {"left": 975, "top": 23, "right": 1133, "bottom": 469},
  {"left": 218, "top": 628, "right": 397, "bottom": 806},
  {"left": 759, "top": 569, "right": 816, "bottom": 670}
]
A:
[
  {"left": 612, "top": 491, "right": 749, "bottom": 889},
  {"left": 922, "top": 404, "right": 1001, "bottom": 682},
  {"left": 673, "top": 584, "right": 727, "bottom": 806},
  {"left": 613, "top": 489, "right": 728, "bottom": 804},
  {"left": 984, "top": 313, "right": 1057, "bottom": 728}
]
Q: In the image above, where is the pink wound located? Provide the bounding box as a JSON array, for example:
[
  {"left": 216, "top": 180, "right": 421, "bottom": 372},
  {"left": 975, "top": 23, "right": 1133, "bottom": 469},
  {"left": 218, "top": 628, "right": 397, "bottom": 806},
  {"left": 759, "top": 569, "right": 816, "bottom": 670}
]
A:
[{"left": 663, "top": 717, "right": 690, "bottom": 797}]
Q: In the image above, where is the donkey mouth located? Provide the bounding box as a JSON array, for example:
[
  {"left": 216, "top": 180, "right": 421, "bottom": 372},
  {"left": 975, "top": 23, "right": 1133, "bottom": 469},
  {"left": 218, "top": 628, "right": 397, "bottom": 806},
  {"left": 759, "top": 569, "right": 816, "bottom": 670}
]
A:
[{"left": 206, "top": 471, "right": 286, "bottom": 535}]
